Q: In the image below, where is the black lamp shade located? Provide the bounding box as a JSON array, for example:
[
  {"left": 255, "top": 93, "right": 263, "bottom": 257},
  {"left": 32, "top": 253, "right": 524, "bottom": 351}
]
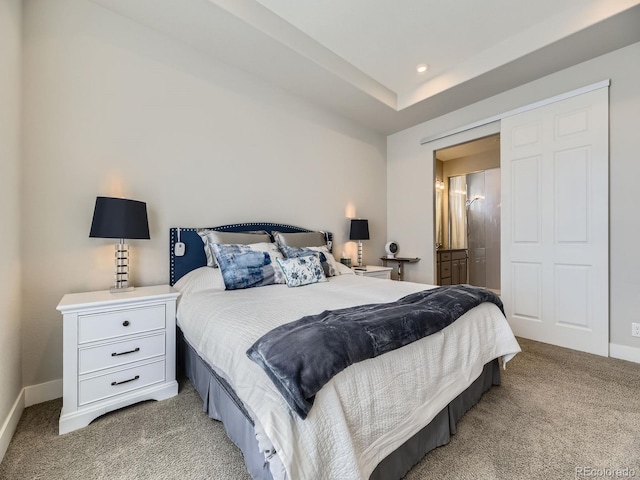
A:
[
  {"left": 89, "top": 196, "right": 150, "bottom": 240},
  {"left": 349, "top": 219, "right": 370, "bottom": 241}
]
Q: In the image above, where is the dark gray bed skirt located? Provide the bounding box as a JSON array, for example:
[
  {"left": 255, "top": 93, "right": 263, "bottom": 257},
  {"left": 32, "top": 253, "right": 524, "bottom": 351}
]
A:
[{"left": 178, "top": 327, "right": 501, "bottom": 480}]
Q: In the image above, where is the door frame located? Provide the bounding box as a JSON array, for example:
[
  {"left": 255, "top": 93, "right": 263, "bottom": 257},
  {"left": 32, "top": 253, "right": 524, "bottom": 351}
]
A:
[{"left": 429, "top": 122, "right": 501, "bottom": 284}]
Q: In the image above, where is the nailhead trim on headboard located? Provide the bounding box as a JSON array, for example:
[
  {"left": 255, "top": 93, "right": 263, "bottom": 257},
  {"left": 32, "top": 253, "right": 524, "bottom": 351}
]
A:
[{"left": 169, "top": 223, "right": 333, "bottom": 285}]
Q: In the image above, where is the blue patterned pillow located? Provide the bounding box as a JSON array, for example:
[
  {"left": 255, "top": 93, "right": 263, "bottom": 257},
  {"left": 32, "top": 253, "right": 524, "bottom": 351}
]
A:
[
  {"left": 276, "top": 255, "right": 327, "bottom": 287},
  {"left": 212, "top": 244, "right": 282, "bottom": 290},
  {"left": 198, "top": 230, "right": 270, "bottom": 267},
  {"left": 278, "top": 245, "right": 338, "bottom": 277}
]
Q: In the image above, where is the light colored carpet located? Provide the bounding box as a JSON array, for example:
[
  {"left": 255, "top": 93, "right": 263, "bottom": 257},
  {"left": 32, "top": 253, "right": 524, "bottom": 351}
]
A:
[{"left": 1, "top": 338, "right": 639, "bottom": 479}]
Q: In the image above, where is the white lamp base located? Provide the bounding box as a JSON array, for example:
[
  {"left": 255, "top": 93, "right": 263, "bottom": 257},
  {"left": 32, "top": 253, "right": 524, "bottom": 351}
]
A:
[{"left": 110, "top": 286, "right": 135, "bottom": 294}]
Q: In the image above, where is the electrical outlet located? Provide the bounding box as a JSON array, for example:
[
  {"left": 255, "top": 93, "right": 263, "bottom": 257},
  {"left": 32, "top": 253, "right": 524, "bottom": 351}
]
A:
[{"left": 633, "top": 323, "right": 640, "bottom": 337}]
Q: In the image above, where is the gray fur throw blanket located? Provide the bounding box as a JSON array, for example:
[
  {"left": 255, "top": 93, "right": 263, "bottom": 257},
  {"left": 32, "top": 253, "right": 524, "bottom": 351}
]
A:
[{"left": 247, "top": 284, "right": 504, "bottom": 419}]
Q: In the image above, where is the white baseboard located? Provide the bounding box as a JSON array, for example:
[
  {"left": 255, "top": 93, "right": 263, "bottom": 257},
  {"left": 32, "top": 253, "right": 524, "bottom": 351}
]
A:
[
  {"left": 609, "top": 343, "right": 640, "bottom": 364},
  {"left": 0, "top": 378, "right": 63, "bottom": 463},
  {"left": 24, "top": 378, "right": 62, "bottom": 407},
  {"left": 0, "top": 389, "right": 25, "bottom": 463}
]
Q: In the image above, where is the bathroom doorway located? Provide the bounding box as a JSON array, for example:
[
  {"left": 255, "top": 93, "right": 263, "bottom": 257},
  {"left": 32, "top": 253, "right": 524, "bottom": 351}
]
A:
[{"left": 434, "top": 134, "right": 500, "bottom": 293}]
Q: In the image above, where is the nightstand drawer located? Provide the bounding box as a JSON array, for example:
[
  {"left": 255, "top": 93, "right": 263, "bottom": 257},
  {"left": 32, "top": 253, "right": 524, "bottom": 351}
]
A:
[
  {"left": 365, "top": 271, "right": 391, "bottom": 279},
  {"left": 78, "top": 359, "right": 165, "bottom": 406},
  {"left": 353, "top": 266, "right": 393, "bottom": 280},
  {"left": 78, "top": 333, "right": 166, "bottom": 375},
  {"left": 78, "top": 305, "right": 165, "bottom": 344}
]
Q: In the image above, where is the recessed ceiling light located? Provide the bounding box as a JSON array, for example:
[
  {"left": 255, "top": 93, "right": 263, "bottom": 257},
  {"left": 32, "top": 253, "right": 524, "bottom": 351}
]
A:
[{"left": 416, "top": 64, "right": 429, "bottom": 73}]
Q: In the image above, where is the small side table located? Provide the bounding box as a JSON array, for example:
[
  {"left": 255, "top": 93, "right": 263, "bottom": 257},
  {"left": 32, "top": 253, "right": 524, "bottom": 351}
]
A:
[
  {"left": 380, "top": 257, "right": 420, "bottom": 281},
  {"left": 57, "top": 285, "right": 180, "bottom": 434}
]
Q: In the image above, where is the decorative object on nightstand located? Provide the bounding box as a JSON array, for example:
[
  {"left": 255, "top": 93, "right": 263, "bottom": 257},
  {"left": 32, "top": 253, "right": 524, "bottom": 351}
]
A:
[
  {"left": 349, "top": 219, "right": 369, "bottom": 268},
  {"left": 385, "top": 241, "right": 399, "bottom": 258},
  {"left": 90, "top": 196, "right": 150, "bottom": 293},
  {"left": 56, "top": 285, "right": 180, "bottom": 435},
  {"left": 380, "top": 256, "right": 420, "bottom": 281},
  {"left": 352, "top": 265, "right": 393, "bottom": 280}
]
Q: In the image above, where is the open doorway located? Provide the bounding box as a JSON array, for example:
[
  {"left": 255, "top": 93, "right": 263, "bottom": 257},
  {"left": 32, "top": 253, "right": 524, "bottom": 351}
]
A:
[{"left": 434, "top": 134, "right": 501, "bottom": 294}]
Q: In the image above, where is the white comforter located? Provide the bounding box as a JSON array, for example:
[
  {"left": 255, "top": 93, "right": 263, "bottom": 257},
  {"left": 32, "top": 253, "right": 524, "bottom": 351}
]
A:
[{"left": 176, "top": 271, "right": 520, "bottom": 480}]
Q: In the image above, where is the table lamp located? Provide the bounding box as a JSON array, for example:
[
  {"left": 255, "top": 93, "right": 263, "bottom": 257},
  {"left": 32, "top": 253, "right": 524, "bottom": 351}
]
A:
[
  {"left": 349, "top": 219, "right": 369, "bottom": 268},
  {"left": 89, "top": 196, "right": 150, "bottom": 292}
]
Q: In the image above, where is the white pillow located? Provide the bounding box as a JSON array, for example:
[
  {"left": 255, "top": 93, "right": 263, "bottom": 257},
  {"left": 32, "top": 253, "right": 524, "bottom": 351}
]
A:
[
  {"left": 336, "top": 262, "right": 355, "bottom": 275},
  {"left": 174, "top": 266, "right": 226, "bottom": 295},
  {"left": 306, "top": 245, "right": 341, "bottom": 277}
]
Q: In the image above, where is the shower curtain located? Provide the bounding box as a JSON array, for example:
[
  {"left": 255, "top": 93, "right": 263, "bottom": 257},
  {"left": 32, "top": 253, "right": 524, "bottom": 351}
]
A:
[
  {"left": 435, "top": 186, "right": 443, "bottom": 246},
  {"left": 449, "top": 176, "right": 467, "bottom": 249}
]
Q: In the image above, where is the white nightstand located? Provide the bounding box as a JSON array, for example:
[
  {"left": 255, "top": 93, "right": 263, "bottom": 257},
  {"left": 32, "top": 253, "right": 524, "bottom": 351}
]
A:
[
  {"left": 352, "top": 265, "right": 393, "bottom": 280},
  {"left": 56, "top": 285, "right": 180, "bottom": 434}
]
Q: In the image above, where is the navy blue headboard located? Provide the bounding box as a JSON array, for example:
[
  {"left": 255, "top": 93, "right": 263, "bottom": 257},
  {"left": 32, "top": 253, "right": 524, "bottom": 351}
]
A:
[{"left": 169, "top": 222, "right": 333, "bottom": 285}]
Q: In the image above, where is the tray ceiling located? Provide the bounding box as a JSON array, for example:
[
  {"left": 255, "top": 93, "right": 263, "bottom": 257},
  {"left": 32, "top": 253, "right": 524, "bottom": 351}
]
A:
[{"left": 90, "top": 0, "right": 640, "bottom": 133}]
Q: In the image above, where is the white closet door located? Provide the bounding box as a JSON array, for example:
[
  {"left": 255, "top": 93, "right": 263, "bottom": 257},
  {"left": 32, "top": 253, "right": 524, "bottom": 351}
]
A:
[{"left": 501, "top": 87, "right": 609, "bottom": 356}]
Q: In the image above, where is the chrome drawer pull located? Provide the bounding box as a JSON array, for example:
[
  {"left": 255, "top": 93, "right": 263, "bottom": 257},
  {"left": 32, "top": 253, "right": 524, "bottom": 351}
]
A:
[
  {"left": 122, "top": 320, "right": 130, "bottom": 327},
  {"left": 111, "top": 375, "right": 139, "bottom": 386},
  {"left": 111, "top": 347, "right": 140, "bottom": 357}
]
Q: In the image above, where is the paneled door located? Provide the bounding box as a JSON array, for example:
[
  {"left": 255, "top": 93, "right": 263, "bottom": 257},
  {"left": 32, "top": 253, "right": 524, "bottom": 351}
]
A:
[{"left": 501, "top": 87, "right": 608, "bottom": 356}]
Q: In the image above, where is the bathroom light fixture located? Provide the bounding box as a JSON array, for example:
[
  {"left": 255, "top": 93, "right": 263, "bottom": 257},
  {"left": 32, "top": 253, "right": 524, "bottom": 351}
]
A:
[
  {"left": 416, "top": 64, "right": 429, "bottom": 73},
  {"left": 90, "top": 196, "right": 150, "bottom": 293}
]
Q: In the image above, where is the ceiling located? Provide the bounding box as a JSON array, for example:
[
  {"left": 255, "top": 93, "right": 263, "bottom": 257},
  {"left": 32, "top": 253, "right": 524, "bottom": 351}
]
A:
[{"left": 91, "top": 0, "right": 640, "bottom": 134}]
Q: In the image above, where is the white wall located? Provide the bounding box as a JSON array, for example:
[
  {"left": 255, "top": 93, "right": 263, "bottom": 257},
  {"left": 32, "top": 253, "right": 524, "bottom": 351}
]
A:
[
  {"left": 388, "top": 121, "right": 500, "bottom": 284},
  {"left": 0, "top": 0, "right": 23, "bottom": 458},
  {"left": 21, "top": 0, "right": 387, "bottom": 386},
  {"left": 388, "top": 41, "right": 640, "bottom": 349}
]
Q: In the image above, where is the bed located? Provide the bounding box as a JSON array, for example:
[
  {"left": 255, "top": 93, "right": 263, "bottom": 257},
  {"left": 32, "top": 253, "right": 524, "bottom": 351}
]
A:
[{"left": 169, "top": 223, "right": 520, "bottom": 480}]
